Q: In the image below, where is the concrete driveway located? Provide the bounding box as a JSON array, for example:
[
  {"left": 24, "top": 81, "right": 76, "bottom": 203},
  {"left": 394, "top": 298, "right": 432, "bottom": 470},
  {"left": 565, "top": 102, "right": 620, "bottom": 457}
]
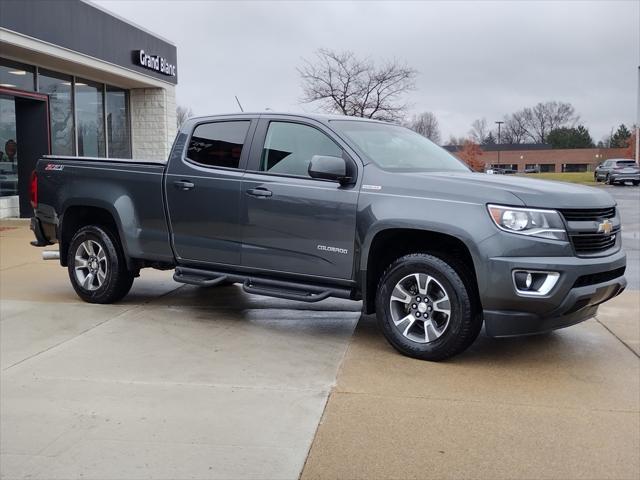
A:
[
  {"left": 0, "top": 223, "right": 360, "bottom": 479},
  {"left": 1, "top": 184, "right": 638, "bottom": 480}
]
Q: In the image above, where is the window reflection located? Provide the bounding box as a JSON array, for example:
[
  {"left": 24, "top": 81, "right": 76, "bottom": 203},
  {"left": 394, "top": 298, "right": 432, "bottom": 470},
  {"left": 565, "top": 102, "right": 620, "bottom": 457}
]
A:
[
  {"left": 75, "top": 79, "right": 105, "bottom": 157},
  {"left": 187, "top": 121, "right": 250, "bottom": 169},
  {"left": 0, "top": 96, "right": 18, "bottom": 197},
  {"left": 0, "top": 58, "right": 35, "bottom": 91},
  {"left": 38, "top": 69, "right": 74, "bottom": 155},
  {"left": 106, "top": 87, "right": 131, "bottom": 158}
]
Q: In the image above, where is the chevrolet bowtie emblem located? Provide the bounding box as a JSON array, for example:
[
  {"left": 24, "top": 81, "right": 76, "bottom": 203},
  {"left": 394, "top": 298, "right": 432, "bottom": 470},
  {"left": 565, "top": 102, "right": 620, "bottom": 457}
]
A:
[{"left": 598, "top": 219, "right": 613, "bottom": 235}]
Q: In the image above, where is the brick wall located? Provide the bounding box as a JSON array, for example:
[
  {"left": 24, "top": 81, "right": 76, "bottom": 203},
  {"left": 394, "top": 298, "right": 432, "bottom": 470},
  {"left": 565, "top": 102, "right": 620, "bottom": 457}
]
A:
[
  {"left": 130, "top": 86, "right": 177, "bottom": 161},
  {"left": 452, "top": 147, "right": 629, "bottom": 172}
]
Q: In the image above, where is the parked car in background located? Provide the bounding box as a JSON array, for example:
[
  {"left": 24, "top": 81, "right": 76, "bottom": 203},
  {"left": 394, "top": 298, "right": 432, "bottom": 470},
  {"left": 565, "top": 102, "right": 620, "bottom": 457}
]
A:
[
  {"left": 524, "top": 166, "right": 540, "bottom": 174},
  {"left": 594, "top": 159, "right": 640, "bottom": 185}
]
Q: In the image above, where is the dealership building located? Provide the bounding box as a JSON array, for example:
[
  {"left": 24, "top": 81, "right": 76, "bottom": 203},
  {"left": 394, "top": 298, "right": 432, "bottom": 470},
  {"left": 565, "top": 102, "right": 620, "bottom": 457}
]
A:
[{"left": 0, "top": 0, "right": 177, "bottom": 218}]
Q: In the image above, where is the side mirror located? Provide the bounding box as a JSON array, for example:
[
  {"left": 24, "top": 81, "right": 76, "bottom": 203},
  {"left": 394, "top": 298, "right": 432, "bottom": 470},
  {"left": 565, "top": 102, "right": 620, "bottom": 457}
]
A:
[{"left": 308, "top": 155, "right": 352, "bottom": 184}]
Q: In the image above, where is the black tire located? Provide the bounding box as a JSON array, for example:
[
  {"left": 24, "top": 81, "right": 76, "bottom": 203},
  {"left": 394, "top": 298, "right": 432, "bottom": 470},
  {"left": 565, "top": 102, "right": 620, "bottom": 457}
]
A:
[
  {"left": 375, "top": 253, "right": 482, "bottom": 361},
  {"left": 67, "top": 225, "right": 134, "bottom": 304},
  {"left": 632, "top": 181, "right": 639, "bottom": 186}
]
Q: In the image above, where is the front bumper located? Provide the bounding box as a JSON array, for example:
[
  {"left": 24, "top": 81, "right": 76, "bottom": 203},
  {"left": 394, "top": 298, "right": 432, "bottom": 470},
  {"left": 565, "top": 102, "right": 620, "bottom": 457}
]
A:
[{"left": 482, "top": 249, "right": 626, "bottom": 337}]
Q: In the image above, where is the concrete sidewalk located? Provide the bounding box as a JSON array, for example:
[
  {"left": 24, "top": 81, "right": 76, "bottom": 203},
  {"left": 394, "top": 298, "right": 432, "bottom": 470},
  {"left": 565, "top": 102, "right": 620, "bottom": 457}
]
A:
[
  {"left": 0, "top": 221, "right": 360, "bottom": 479},
  {"left": 2, "top": 220, "right": 639, "bottom": 479}
]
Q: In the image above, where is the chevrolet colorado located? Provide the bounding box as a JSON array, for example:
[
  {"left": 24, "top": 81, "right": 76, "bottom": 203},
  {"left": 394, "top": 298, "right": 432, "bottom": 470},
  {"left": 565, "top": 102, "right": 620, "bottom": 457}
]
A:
[{"left": 30, "top": 113, "right": 627, "bottom": 360}]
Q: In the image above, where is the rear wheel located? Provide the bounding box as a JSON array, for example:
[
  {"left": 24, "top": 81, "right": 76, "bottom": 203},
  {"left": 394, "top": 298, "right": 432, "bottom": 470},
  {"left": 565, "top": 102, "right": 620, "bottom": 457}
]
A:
[
  {"left": 375, "top": 253, "right": 482, "bottom": 361},
  {"left": 632, "top": 181, "right": 639, "bottom": 186},
  {"left": 67, "top": 225, "right": 134, "bottom": 303}
]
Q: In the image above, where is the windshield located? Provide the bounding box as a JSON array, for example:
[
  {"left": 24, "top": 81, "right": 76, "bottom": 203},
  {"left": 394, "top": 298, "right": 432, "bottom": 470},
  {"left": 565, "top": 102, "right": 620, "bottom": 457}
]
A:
[{"left": 331, "top": 120, "right": 470, "bottom": 172}]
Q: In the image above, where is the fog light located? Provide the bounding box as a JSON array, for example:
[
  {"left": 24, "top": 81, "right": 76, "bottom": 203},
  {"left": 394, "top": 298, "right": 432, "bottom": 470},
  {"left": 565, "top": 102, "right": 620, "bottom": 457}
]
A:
[{"left": 513, "top": 270, "right": 560, "bottom": 296}]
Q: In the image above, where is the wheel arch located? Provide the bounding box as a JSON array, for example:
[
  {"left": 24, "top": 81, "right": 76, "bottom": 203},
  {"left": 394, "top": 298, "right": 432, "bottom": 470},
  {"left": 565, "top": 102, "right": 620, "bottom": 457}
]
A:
[
  {"left": 59, "top": 203, "right": 131, "bottom": 269},
  {"left": 361, "top": 227, "right": 482, "bottom": 315}
]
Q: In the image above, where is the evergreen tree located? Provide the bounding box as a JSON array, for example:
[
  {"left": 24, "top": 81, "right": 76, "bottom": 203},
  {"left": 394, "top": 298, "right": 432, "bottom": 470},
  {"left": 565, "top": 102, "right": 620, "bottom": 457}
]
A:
[
  {"left": 610, "top": 124, "right": 632, "bottom": 148},
  {"left": 547, "top": 125, "right": 594, "bottom": 148},
  {"left": 483, "top": 131, "right": 497, "bottom": 145}
]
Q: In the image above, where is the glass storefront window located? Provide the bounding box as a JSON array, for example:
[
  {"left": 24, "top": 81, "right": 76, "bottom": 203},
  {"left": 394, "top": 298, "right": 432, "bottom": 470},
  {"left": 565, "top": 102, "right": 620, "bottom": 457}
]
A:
[
  {"left": 106, "top": 87, "right": 131, "bottom": 158},
  {"left": 0, "top": 95, "right": 18, "bottom": 197},
  {"left": 0, "top": 58, "right": 35, "bottom": 91},
  {"left": 38, "top": 69, "right": 75, "bottom": 156},
  {"left": 2, "top": 58, "right": 132, "bottom": 161},
  {"left": 75, "top": 78, "right": 105, "bottom": 157}
]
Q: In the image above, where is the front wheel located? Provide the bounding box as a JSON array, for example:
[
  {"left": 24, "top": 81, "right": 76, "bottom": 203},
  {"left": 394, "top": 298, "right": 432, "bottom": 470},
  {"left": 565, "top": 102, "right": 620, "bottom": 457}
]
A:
[
  {"left": 375, "top": 253, "right": 482, "bottom": 361},
  {"left": 67, "top": 225, "right": 134, "bottom": 304}
]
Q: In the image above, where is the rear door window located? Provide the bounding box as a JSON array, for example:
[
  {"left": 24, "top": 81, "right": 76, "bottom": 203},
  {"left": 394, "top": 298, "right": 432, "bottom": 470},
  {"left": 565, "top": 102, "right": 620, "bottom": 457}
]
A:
[{"left": 187, "top": 121, "right": 250, "bottom": 169}]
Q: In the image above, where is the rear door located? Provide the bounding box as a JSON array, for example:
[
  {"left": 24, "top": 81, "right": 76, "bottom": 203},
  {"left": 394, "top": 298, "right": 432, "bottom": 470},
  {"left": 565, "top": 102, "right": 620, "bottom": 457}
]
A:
[
  {"left": 240, "top": 117, "right": 360, "bottom": 280},
  {"left": 165, "top": 118, "right": 256, "bottom": 266}
]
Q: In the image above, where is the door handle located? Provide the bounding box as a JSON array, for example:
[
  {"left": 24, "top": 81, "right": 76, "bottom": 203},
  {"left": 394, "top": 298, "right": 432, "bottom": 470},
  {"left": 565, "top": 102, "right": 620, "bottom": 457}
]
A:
[
  {"left": 174, "top": 180, "right": 195, "bottom": 191},
  {"left": 246, "top": 187, "right": 272, "bottom": 198}
]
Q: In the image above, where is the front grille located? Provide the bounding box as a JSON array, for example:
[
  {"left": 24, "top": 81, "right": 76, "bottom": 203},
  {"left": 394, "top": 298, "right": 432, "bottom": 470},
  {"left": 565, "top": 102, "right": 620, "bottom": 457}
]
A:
[
  {"left": 570, "top": 230, "right": 619, "bottom": 254},
  {"left": 573, "top": 266, "right": 626, "bottom": 288},
  {"left": 560, "top": 207, "right": 615, "bottom": 222}
]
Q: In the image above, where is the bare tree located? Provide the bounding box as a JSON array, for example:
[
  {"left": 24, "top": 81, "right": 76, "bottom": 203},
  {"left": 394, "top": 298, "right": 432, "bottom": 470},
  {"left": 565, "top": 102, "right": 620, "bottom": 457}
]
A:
[
  {"left": 469, "top": 118, "right": 490, "bottom": 144},
  {"left": 176, "top": 105, "right": 193, "bottom": 129},
  {"left": 500, "top": 113, "right": 529, "bottom": 144},
  {"left": 406, "top": 111, "right": 441, "bottom": 143},
  {"left": 298, "top": 49, "right": 417, "bottom": 122},
  {"left": 518, "top": 101, "right": 578, "bottom": 143},
  {"left": 446, "top": 135, "right": 468, "bottom": 146}
]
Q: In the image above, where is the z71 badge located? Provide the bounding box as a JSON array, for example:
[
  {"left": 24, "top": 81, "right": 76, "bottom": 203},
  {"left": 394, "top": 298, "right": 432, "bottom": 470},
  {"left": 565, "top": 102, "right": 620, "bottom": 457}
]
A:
[{"left": 45, "top": 164, "right": 64, "bottom": 171}]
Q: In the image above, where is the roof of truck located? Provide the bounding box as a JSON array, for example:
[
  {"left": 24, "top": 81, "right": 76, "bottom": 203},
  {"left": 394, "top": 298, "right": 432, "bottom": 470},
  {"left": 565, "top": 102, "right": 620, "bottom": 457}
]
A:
[{"left": 187, "top": 112, "right": 390, "bottom": 124}]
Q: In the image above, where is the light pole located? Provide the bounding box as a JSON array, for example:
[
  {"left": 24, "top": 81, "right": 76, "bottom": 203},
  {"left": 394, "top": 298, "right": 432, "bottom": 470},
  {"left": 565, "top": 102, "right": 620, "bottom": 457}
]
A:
[
  {"left": 636, "top": 66, "right": 640, "bottom": 164},
  {"left": 495, "top": 120, "right": 504, "bottom": 168}
]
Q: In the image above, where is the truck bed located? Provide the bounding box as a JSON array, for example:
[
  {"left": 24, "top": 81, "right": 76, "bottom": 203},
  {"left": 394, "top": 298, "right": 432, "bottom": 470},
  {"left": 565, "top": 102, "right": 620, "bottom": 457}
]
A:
[{"left": 35, "top": 155, "right": 174, "bottom": 265}]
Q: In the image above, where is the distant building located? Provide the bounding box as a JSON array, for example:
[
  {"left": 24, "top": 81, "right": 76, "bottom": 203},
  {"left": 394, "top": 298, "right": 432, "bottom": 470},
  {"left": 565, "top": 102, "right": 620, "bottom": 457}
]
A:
[{"left": 444, "top": 144, "right": 630, "bottom": 173}]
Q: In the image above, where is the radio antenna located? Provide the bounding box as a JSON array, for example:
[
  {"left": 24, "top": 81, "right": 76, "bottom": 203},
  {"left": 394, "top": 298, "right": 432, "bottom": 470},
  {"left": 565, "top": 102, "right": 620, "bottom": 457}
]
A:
[{"left": 235, "top": 95, "right": 244, "bottom": 112}]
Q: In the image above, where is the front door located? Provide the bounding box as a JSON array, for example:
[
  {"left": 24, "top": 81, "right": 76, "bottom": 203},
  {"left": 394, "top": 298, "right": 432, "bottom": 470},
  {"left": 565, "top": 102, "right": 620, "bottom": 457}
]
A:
[
  {"left": 241, "top": 119, "right": 360, "bottom": 280},
  {"left": 165, "top": 119, "right": 255, "bottom": 266},
  {"left": 0, "top": 89, "right": 49, "bottom": 217}
]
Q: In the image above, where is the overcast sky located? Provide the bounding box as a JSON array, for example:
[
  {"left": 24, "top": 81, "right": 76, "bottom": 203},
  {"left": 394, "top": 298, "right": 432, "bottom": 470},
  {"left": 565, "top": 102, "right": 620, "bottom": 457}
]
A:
[{"left": 95, "top": 0, "right": 639, "bottom": 143}]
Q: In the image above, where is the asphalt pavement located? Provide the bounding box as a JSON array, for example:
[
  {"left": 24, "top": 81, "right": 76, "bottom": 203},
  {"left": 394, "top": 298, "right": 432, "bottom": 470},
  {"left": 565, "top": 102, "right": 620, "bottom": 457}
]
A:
[{"left": 609, "top": 185, "right": 640, "bottom": 289}]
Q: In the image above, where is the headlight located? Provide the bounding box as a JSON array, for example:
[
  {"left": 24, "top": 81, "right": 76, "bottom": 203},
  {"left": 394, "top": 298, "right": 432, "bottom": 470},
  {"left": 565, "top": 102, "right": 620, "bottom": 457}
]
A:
[{"left": 487, "top": 204, "right": 567, "bottom": 241}]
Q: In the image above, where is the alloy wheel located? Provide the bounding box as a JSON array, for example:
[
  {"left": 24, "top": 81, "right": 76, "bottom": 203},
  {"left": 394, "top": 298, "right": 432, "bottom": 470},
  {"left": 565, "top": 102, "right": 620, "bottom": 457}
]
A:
[
  {"left": 389, "top": 273, "right": 452, "bottom": 343},
  {"left": 74, "top": 240, "right": 108, "bottom": 291}
]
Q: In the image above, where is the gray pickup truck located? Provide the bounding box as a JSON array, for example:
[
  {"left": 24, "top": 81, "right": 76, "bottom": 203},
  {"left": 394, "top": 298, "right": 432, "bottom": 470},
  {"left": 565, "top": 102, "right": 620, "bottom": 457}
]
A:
[{"left": 30, "top": 113, "right": 627, "bottom": 360}]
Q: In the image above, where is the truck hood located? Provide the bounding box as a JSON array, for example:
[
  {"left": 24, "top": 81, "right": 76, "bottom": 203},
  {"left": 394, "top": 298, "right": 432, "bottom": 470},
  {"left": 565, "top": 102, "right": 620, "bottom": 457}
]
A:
[{"left": 383, "top": 171, "right": 616, "bottom": 209}]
